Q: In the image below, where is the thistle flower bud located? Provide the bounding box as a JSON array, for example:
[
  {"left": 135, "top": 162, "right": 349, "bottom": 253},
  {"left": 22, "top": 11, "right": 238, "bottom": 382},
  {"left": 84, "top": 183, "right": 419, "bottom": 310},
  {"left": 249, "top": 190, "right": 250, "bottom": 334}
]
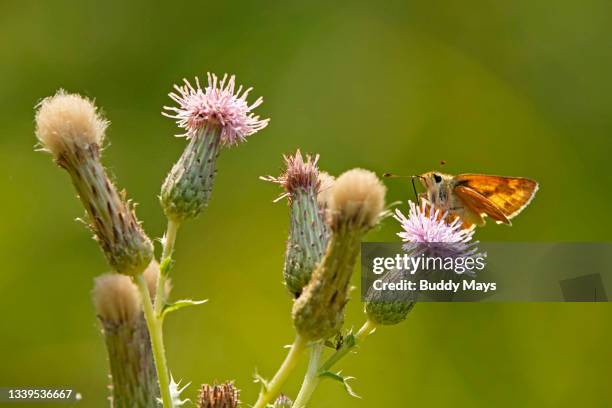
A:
[
  {"left": 196, "top": 382, "right": 239, "bottom": 408},
  {"left": 262, "top": 150, "right": 330, "bottom": 297},
  {"left": 160, "top": 123, "right": 221, "bottom": 221},
  {"left": 292, "top": 169, "right": 386, "bottom": 340},
  {"left": 92, "top": 263, "right": 166, "bottom": 407},
  {"left": 161, "top": 74, "right": 269, "bottom": 221},
  {"left": 365, "top": 268, "right": 416, "bottom": 325},
  {"left": 273, "top": 394, "right": 293, "bottom": 408},
  {"left": 35, "top": 91, "right": 154, "bottom": 276}
]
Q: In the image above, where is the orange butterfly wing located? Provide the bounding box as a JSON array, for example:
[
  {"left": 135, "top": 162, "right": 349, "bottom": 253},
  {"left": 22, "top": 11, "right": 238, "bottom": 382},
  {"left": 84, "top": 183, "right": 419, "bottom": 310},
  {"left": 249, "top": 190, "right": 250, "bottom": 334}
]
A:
[
  {"left": 454, "top": 185, "right": 511, "bottom": 225},
  {"left": 455, "top": 174, "right": 538, "bottom": 219},
  {"left": 420, "top": 193, "right": 478, "bottom": 229}
]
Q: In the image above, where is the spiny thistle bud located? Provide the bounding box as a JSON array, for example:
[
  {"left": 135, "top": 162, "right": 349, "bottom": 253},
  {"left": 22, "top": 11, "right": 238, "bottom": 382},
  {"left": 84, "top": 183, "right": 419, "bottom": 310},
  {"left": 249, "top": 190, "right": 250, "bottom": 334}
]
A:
[
  {"left": 273, "top": 394, "right": 293, "bottom": 408},
  {"left": 292, "top": 169, "right": 386, "bottom": 340},
  {"left": 35, "top": 90, "right": 153, "bottom": 276},
  {"left": 261, "top": 150, "right": 330, "bottom": 297},
  {"left": 92, "top": 261, "right": 167, "bottom": 407},
  {"left": 365, "top": 268, "right": 416, "bottom": 325},
  {"left": 196, "top": 382, "right": 239, "bottom": 408},
  {"left": 161, "top": 74, "right": 269, "bottom": 221}
]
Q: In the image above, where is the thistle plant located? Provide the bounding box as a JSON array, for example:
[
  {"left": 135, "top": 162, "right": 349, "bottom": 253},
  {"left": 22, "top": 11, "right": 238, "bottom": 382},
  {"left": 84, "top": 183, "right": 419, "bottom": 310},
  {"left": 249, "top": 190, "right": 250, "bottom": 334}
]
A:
[
  {"left": 287, "top": 197, "right": 482, "bottom": 407},
  {"left": 261, "top": 150, "right": 331, "bottom": 298},
  {"left": 93, "top": 262, "right": 168, "bottom": 407},
  {"left": 161, "top": 74, "right": 269, "bottom": 222},
  {"left": 252, "top": 168, "right": 387, "bottom": 408},
  {"left": 34, "top": 73, "right": 485, "bottom": 408},
  {"left": 292, "top": 168, "right": 386, "bottom": 341},
  {"left": 147, "top": 73, "right": 268, "bottom": 407},
  {"left": 34, "top": 75, "right": 268, "bottom": 408},
  {"left": 35, "top": 91, "right": 153, "bottom": 276}
]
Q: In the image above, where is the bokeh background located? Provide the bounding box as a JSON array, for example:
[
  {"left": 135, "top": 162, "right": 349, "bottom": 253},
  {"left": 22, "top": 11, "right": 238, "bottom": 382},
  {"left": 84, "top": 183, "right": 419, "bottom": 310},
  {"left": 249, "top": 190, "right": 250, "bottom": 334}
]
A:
[{"left": 1, "top": 1, "right": 611, "bottom": 407}]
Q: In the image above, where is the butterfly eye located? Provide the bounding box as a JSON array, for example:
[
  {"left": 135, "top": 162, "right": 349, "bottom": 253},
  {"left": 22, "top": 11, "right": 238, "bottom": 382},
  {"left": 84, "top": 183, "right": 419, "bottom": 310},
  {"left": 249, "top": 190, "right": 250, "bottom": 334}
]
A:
[{"left": 433, "top": 173, "right": 442, "bottom": 183}]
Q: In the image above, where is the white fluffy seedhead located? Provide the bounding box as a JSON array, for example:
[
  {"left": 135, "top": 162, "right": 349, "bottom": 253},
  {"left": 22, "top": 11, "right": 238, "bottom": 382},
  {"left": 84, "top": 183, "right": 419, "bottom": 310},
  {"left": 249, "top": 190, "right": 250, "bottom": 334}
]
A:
[
  {"left": 316, "top": 171, "right": 335, "bottom": 210},
  {"left": 328, "top": 168, "right": 386, "bottom": 229},
  {"left": 93, "top": 273, "right": 140, "bottom": 325},
  {"left": 142, "top": 260, "right": 172, "bottom": 299},
  {"left": 35, "top": 90, "right": 108, "bottom": 158}
]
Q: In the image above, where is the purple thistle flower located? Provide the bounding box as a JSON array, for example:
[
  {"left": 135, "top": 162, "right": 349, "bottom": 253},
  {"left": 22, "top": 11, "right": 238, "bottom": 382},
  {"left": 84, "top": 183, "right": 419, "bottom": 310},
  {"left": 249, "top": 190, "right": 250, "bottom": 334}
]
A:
[
  {"left": 163, "top": 73, "right": 269, "bottom": 146},
  {"left": 394, "top": 200, "right": 474, "bottom": 244},
  {"left": 260, "top": 149, "right": 321, "bottom": 203},
  {"left": 394, "top": 200, "right": 481, "bottom": 264}
]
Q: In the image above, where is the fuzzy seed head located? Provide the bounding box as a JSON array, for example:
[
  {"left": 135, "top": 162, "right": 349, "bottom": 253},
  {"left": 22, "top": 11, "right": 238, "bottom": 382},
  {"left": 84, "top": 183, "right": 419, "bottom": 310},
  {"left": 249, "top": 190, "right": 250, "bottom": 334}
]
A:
[
  {"left": 93, "top": 273, "right": 140, "bottom": 324},
  {"left": 93, "top": 261, "right": 171, "bottom": 325},
  {"left": 143, "top": 260, "right": 172, "bottom": 299},
  {"left": 316, "top": 171, "right": 335, "bottom": 209},
  {"left": 35, "top": 90, "right": 108, "bottom": 158},
  {"left": 163, "top": 73, "right": 269, "bottom": 146},
  {"left": 261, "top": 149, "right": 320, "bottom": 202},
  {"left": 328, "top": 168, "right": 386, "bottom": 228}
]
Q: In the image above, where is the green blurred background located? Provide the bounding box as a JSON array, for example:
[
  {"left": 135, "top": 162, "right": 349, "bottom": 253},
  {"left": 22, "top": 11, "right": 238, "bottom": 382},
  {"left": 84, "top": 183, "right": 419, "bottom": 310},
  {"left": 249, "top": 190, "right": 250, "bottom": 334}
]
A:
[{"left": 1, "top": 1, "right": 610, "bottom": 406}]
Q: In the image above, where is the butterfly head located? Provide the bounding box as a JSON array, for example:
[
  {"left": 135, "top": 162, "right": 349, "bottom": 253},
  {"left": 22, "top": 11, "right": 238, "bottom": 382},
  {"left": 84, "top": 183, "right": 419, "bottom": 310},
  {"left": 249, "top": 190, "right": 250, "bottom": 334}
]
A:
[
  {"left": 419, "top": 171, "right": 444, "bottom": 188},
  {"left": 418, "top": 171, "right": 454, "bottom": 207}
]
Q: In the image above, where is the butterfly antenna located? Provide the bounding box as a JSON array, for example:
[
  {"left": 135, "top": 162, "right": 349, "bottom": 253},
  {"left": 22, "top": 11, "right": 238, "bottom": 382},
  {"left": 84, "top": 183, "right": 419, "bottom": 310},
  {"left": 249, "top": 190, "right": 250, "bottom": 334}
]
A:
[
  {"left": 383, "top": 173, "right": 411, "bottom": 179},
  {"left": 384, "top": 172, "right": 422, "bottom": 204},
  {"left": 411, "top": 176, "right": 419, "bottom": 204}
]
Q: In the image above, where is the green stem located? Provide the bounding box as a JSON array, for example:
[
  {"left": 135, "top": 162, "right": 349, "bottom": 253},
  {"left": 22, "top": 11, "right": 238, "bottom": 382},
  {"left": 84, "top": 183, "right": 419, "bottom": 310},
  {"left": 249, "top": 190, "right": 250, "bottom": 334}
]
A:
[
  {"left": 319, "top": 319, "right": 377, "bottom": 373},
  {"left": 161, "top": 219, "right": 179, "bottom": 260},
  {"left": 290, "top": 320, "right": 377, "bottom": 408},
  {"left": 292, "top": 342, "right": 324, "bottom": 408},
  {"left": 155, "top": 220, "right": 179, "bottom": 315},
  {"left": 253, "top": 335, "right": 307, "bottom": 408},
  {"left": 136, "top": 274, "right": 173, "bottom": 408}
]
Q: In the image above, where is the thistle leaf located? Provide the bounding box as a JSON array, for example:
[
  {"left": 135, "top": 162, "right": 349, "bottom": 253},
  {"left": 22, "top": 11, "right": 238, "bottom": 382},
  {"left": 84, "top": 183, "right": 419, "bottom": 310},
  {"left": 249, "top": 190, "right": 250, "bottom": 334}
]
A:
[
  {"left": 253, "top": 370, "right": 269, "bottom": 392},
  {"left": 162, "top": 299, "right": 208, "bottom": 319},
  {"left": 319, "top": 370, "right": 360, "bottom": 399}
]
